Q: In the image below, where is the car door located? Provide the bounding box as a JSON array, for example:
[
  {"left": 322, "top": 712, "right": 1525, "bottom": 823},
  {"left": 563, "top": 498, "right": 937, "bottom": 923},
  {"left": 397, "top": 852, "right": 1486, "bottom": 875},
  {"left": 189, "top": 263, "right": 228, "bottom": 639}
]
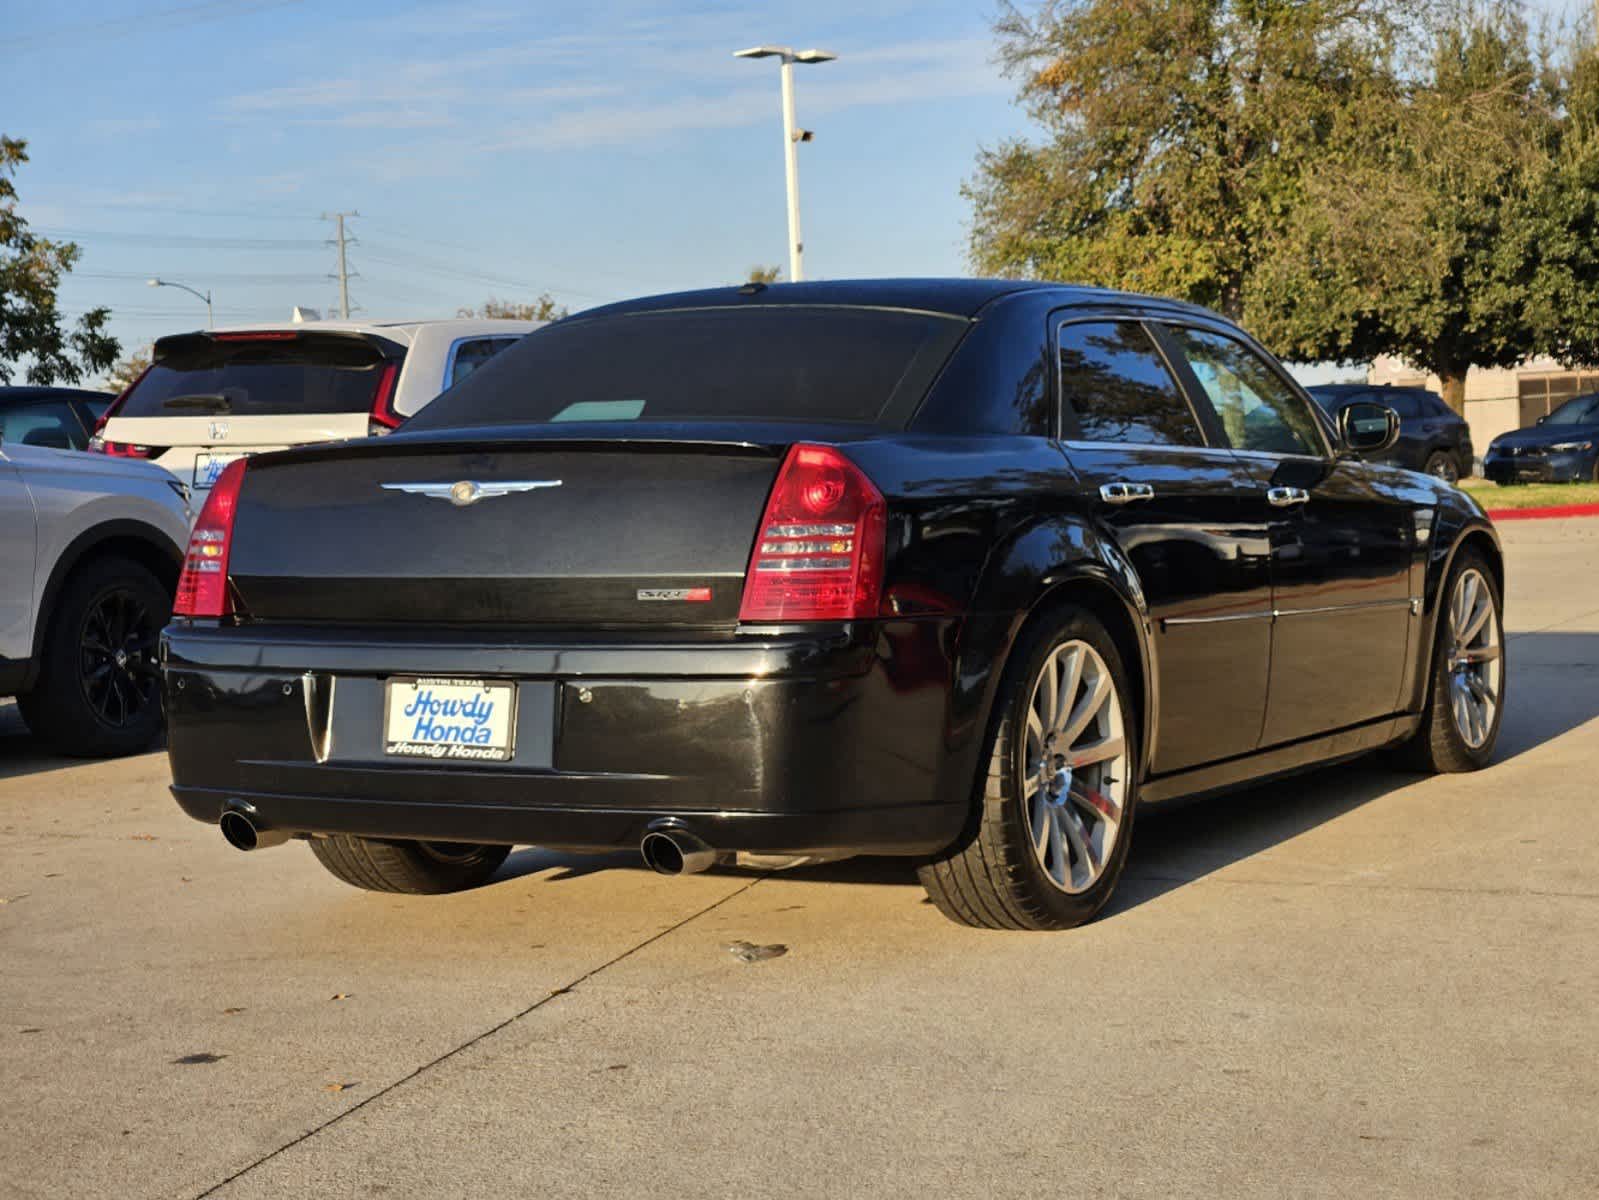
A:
[
  {"left": 1054, "top": 317, "right": 1274, "bottom": 773},
  {"left": 1161, "top": 326, "right": 1414, "bottom": 746}
]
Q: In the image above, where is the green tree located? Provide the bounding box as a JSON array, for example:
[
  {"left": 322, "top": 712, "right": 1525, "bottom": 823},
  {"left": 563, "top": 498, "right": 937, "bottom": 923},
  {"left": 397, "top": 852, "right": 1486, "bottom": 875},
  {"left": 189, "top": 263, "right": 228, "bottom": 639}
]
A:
[
  {"left": 0, "top": 136, "right": 118, "bottom": 385},
  {"left": 968, "top": 0, "right": 1412, "bottom": 320},
  {"left": 1250, "top": 2, "right": 1599, "bottom": 411},
  {"left": 104, "top": 345, "right": 152, "bottom": 393},
  {"left": 458, "top": 295, "right": 568, "bottom": 322},
  {"left": 746, "top": 265, "right": 782, "bottom": 284}
]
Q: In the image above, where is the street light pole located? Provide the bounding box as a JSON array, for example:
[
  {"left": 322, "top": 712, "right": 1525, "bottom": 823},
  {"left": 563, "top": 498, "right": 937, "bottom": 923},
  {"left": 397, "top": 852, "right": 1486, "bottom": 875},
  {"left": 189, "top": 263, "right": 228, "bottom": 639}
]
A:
[
  {"left": 735, "top": 45, "right": 837, "bottom": 283},
  {"left": 146, "top": 277, "right": 213, "bottom": 328}
]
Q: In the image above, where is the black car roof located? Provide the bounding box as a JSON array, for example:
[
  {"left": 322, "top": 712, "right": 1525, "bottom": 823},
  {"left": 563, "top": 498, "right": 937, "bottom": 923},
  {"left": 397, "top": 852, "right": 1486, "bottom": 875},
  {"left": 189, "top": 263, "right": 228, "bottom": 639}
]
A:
[
  {"left": 0, "top": 385, "right": 115, "bottom": 401},
  {"left": 575, "top": 278, "right": 1220, "bottom": 322},
  {"left": 1308, "top": 382, "right": 1429, "bottom": 395}
]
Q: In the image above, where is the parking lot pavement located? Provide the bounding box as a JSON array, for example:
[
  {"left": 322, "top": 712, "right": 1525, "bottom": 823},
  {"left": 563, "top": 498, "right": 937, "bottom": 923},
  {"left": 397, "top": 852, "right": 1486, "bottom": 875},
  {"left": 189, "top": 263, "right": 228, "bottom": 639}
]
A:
[{"left": 3, "top": 520, "right": 1597, "bottom": 1200}]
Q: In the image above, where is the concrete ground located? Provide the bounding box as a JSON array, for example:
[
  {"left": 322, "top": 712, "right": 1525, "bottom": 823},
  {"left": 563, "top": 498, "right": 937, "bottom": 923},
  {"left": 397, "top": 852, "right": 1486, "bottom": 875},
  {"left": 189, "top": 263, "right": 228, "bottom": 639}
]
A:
[{"left": 3, "top": 519, "right": 1597, "bottom": 1200}]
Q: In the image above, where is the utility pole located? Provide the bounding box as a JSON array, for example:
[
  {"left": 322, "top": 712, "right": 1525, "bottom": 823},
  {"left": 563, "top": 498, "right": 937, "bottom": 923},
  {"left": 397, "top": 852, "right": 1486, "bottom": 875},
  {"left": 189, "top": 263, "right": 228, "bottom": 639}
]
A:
[{"left": 322, "top": 210, "right": 359, "bottom": 319}]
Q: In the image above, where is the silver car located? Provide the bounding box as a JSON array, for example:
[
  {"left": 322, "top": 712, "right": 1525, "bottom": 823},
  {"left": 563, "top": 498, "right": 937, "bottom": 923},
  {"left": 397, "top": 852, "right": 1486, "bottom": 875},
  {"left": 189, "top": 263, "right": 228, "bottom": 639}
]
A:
[{"left": 1, "top": 438, "right": 191, "bottom": 756}]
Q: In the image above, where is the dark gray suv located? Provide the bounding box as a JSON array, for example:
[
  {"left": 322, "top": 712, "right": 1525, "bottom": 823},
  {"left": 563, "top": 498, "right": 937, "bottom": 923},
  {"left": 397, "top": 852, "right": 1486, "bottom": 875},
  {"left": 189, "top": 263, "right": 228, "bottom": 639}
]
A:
[{"left": 1309, "top": 384, "right": 1474, "bottom": 483}]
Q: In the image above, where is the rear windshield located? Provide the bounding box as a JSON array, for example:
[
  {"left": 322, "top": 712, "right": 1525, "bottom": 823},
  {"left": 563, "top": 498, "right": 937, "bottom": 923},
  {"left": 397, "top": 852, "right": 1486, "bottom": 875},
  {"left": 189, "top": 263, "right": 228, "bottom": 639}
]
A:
[
  {"left": 122, "top": 335, "right": 390, "bottom": 418},
  {"left": 403, "top": 307, "right": 967, "bottom": 431}
]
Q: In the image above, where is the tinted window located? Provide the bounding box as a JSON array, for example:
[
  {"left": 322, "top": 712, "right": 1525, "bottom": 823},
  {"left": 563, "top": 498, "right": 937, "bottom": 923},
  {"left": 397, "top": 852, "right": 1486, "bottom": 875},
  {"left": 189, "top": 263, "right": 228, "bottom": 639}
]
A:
[
  {"left": 122, "top": 336, "right": 389, "bottom": 418},
  {"left": 447, "top": 337, "right": 519, "bottom": 388},
  {"left": 0, "top": 401, "right": 84, "bottom": 450},
  {"left": 1170, "top": 329, "right": 1324, "bottom": 456},
  {"left": 1379, "top": 391, "right": 1420, "bottom": 419},
  {"left": 1057, "top": 321, "right": 1203, "bottom": 446},
  {"left": 407, "top": 308, "right": 966, "bottom": 430}
]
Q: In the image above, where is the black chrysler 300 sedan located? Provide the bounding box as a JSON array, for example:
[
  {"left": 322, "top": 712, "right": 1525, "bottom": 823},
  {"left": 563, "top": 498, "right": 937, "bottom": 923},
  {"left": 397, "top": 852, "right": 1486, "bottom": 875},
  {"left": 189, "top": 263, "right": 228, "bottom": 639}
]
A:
[{"left": 162, "top": 280, "right": 1506, "bottom": 930}]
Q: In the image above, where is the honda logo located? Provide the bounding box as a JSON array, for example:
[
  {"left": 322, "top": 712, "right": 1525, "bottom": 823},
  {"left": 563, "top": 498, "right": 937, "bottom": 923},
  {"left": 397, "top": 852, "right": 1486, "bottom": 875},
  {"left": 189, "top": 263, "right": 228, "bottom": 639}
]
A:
[{"left": 209, "top": 421, "right": 230, "bottom": 442}]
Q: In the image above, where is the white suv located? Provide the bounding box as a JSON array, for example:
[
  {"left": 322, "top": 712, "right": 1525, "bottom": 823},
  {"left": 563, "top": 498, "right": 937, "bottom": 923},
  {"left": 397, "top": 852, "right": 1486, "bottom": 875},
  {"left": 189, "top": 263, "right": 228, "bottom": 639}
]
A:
[
  {"left": 2, "top": 437, "right": 191, "bottom": 756},
  {"left": 91, "top": 317, "right": 538, "bottom": 494}
]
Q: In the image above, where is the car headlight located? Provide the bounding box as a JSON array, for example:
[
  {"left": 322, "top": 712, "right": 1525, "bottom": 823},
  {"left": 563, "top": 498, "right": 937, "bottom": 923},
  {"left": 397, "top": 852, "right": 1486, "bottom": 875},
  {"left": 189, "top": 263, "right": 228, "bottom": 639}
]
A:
[{"left": 1549, "top": 440, "right": 1595, "bottom": 452}]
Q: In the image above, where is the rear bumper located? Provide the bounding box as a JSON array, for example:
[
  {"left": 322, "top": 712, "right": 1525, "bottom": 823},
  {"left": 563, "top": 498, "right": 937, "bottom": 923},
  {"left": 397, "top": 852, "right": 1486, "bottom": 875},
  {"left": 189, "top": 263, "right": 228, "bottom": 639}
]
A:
[{"left": 161, "top": 620, "right": 969, "bottom": 856}]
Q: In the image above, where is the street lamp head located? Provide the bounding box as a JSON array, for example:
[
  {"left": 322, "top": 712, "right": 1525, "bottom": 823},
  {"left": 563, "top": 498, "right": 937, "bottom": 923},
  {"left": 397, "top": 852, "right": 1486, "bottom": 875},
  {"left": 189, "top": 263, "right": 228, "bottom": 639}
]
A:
[
  {"left": 793, "top": 49, "right": 837, "bottom": 64},
  {"left": 734, "top": 45, "right": 789, "bottom": 59},
  {"left": 146, "top": 278, "right": 162, "bottom": 288}
]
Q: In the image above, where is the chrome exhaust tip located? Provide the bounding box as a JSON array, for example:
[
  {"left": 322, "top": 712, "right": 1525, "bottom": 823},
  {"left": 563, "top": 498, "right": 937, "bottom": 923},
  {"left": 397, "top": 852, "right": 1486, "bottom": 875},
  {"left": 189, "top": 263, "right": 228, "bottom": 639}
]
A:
[
  {"left": 219, "top": 806, "right": 290, "bottom": 852},
  {"left": 640, "top": 829, "right": 716, "bottom": 877}
]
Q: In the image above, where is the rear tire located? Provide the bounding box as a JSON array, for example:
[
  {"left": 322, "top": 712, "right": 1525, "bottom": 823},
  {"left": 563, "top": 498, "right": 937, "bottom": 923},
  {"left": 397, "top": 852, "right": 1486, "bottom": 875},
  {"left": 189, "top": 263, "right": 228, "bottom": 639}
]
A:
[
  {"left": 1398, "top": 549, "right": 1504, "bottom": 773},
  {"left": 308, "top": 836, "right": 510, "bottom": 894},
  {"left": 17, "top": 555, "right": 169, "bottom": 757},
  {"left": 918, "top": 606, "right": 1138, "bottom": 930}
]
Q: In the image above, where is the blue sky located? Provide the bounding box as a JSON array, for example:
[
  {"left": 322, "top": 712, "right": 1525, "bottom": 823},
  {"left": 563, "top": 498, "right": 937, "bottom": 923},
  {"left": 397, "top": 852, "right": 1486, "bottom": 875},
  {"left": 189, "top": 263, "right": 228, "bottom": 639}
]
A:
[
  {"left": 5, "top": 0, "right": 1032, "bottom": 372},
  {"left": 4, "top": 0, "right": 1584, "bottom": 385}
]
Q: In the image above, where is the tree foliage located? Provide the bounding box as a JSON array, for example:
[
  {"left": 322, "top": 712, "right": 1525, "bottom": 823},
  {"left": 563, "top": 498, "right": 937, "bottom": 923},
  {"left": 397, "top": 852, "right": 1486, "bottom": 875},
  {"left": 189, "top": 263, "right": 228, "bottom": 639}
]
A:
[
  {"left": 746, "top": 265, "right": 782, "bottom": 284},
  {"left": 970, "top": 0, "right": 1599, "bottom": 412},
  {"left": 1251, "top": 2, "right": 1599, "bottom": 409},
  {"left": 104, "top": 345, "right": 152, "bottom": 393},
  {"left": 458, "top": 295, "right": 568, "bottom": 322},
  {"left": 0, "top": 136, "right": 119, "bottom": 385}
]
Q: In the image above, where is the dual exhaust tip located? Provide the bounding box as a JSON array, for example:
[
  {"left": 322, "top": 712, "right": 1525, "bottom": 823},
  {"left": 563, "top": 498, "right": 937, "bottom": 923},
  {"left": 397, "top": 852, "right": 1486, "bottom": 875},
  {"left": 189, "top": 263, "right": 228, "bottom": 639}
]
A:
[
  {"left": 219, "top": 807, "right": 717, "bottom": 876},
  {"left": 639, "top": 828, "right": 716, "bottom": 877},
  {"left": 218, "top": 805, "right": 290, "bottom": 852}
]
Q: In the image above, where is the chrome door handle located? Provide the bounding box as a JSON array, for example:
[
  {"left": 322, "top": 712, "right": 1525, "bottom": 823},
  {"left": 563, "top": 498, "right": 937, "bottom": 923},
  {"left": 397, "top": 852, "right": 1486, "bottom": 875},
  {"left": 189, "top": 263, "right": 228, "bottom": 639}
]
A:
[
  {"left": 1267, "top": 486, "right": 1310, "bottom": 508},
  {"left": 1100, "top": 482, "right": 1155, "bottom": 505}
]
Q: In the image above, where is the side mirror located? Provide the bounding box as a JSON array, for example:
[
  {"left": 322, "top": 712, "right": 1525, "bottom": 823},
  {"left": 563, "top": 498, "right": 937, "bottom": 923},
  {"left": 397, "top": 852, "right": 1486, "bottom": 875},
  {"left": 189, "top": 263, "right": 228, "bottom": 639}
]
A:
[{"left": 1338, "top": 401, "right": 1400, "bottom": 454}]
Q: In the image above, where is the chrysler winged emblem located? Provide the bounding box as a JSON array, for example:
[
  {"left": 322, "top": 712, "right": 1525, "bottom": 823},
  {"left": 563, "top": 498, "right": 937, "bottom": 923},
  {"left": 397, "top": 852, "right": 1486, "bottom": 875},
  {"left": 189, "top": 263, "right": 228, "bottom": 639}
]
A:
[{"left": 380, "top": 480, "right": 562, "bottom": 507}]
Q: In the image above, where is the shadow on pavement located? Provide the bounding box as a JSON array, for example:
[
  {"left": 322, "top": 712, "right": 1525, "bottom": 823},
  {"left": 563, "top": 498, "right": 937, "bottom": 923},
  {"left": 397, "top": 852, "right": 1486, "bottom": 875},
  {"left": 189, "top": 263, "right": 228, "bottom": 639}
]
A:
[{"left": 489, "top": 633, "right": 1599, "bottom": 915}]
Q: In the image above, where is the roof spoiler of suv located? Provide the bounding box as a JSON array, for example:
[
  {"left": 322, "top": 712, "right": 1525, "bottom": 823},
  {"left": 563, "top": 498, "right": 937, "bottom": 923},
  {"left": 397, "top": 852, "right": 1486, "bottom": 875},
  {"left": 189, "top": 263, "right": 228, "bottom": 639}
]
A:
[{"left": 152, "top": 329, "right": 407, "bottom": 362}]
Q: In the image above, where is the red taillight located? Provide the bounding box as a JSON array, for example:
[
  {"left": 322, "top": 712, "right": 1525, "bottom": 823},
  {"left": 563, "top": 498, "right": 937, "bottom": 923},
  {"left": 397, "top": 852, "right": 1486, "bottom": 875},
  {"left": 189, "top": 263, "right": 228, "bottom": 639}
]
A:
[
  {"left": 368, "top": 361, "right": 402, "bottom": 435},
  {"left": 211, "top": 331, "right": 299, "bottom": 342},
  {"left": 738, "top": 444, "right": 887, "bottom": 622},
  {"left": 93, "top": 440, "right": 156, "bottom": 458},
  {"left": 173, "top": 458, "right": 248, "bottom": 618}
]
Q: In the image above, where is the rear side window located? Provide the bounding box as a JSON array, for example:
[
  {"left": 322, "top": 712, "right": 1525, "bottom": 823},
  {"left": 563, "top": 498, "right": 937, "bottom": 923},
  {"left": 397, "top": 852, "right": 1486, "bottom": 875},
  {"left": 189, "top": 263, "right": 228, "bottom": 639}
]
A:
[
  {"left": 1058, "top": 321, "right": 1204, "bottom": 447},
  {"left": 0, "top": 401, "right": 84, "bottom": 450},
  {"left": 1169, "top": 328, "right": 1325, "bottom": 456},
  {"left": 405, "top": 308, "right": 966, "bottom": 431},
  {"left": 447, "top": 337, "right": 520, "bottom": 388},
  {"left": 121, "top": 335, "right": 390, "bottom": 418},
  {"left": 1379, "top": 391, "right": 1420, "bottom": 418}
]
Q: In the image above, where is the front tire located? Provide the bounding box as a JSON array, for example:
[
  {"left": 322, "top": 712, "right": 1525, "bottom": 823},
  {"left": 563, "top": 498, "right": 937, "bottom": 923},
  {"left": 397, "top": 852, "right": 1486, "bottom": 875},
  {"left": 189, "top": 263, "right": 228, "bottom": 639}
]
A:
[
  {"left": 309, "top": 836, "right": 510, "bottom": 894},
  {"left": 1400, "top": 549, "right": 1504, "bottom": 773},
  {"left": 1424, "top": 451, "right": 1459, "bottom": 484},
  {"left": 17, "top": 555, "right": 169, "bottom": 757},
  {"left": 919, "top": 606, "right": 1138, "bottom": 930}
]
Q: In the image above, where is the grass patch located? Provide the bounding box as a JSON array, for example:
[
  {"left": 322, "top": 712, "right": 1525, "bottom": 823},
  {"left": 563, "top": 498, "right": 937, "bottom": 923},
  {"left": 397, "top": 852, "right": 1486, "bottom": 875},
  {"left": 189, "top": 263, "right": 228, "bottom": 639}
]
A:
[{"left": 1459, "top": 478, "right": 1599, "bottom": 509}]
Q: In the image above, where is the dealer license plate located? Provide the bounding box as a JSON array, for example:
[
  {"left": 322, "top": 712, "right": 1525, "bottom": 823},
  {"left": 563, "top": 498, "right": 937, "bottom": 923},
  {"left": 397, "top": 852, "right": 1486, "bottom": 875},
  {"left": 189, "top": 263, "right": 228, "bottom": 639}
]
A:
[
  {"left": 383, "top": 677, "right": 516, "bottom": 762},
  {"left": 194, "top": 452, "right": 247, "bottom": 488}
]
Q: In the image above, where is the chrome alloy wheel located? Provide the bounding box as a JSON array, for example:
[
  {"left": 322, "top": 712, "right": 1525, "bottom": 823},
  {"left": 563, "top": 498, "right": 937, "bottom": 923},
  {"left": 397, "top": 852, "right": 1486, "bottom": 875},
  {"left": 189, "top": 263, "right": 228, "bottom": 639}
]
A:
[
  {"left": 1021, "top": 640, "right": 1128, "bottom": 894},
  {"left": 1446, "top": 567, "right": 1502, "bottom": 749}
]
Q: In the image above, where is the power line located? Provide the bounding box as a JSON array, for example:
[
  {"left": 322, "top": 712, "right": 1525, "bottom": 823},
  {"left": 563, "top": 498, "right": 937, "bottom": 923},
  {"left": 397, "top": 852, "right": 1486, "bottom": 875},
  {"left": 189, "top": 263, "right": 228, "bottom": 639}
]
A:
[
  {"left": 5, "top": 0, "right": 306, "bottom": 53},
  {"left": 37, "top": 228, "right": 321, "bottom": 250}
]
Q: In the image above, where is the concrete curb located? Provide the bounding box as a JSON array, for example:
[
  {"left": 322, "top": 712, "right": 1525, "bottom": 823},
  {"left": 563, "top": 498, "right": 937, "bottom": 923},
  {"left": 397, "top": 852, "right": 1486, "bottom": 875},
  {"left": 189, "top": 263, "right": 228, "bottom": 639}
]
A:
[{"left": 1485, "top": 502, "right": 1599, "bottom": 521}]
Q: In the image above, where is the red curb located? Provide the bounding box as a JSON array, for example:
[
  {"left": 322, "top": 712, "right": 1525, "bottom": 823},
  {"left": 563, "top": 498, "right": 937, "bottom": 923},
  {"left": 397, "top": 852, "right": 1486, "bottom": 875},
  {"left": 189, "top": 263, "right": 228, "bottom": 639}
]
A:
[{"left": 1484, "top": 502, "right": 1599, "bottom": 521}]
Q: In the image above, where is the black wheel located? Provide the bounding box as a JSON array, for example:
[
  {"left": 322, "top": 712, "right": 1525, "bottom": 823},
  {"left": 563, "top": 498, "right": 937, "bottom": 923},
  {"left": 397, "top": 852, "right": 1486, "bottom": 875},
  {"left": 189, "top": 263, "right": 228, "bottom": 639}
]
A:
[
  {"left": 1399, "top": 549, "right": 1504, "bottom": 773},
  {"left": 309, "top": 835, "right": 510, "bottom": 894},
  {"left": 1424, "top": 451, "right": 1459, "bottom": 484},
  {"left": 17, "top": 555, "right": 169, "bottom": 757},
  {"left": 918, "top": 605, "right": 1138, "bottom": 930}
]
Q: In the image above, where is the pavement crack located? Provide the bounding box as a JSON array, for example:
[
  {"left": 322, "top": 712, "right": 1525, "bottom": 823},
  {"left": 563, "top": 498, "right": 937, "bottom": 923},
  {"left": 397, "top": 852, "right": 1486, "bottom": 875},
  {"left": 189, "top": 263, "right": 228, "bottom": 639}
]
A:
[{"left": 189, "top": 874, "right": 768, "bottom": 1199}]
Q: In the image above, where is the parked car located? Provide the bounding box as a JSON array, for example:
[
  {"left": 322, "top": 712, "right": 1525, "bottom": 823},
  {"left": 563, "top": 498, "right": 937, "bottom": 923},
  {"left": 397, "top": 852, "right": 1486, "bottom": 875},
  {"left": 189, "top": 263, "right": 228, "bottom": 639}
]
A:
[
  {"left": 161, "top": 280, "right": 1504, "bottom": 930},
  {"left": 0, "top": 386, "right": 117, "bottom": 452},
  {"left": 1307, "top": 383, "right": 1474, "bottom": 482},
  {"left": 1482, "top": 391, "right": 1599, "bottom": 484},
  {"left": 91, "top": 318, "right": 539, "bottom": 497},
  {"left": 2, "top": 436, "right": 190, "bottom": 755}
]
